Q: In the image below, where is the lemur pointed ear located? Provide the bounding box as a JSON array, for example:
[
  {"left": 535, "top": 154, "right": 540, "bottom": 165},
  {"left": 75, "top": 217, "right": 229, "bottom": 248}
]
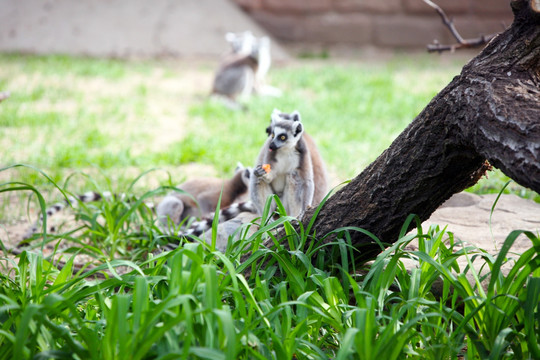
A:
[
  {"left": 291, "top": 110, "right": 301, "bottom": 122},
  {"left": 235, "top": 161, "right": 244, "bottom": 171},
  {"left": 271, "top": 109, "right": 281, "bottom": 123},
  {"left": 293, "top": 122, "right": 303, "bottom": 137}
]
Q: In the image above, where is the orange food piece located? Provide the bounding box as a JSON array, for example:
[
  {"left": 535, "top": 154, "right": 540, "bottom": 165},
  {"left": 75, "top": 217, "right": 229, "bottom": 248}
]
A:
[{"left": 262, "top": 164, "right": 271, "bottom": 173}]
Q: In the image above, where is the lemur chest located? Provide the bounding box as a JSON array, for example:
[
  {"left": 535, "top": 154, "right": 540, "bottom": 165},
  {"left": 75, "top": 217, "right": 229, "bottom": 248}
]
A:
[
  {"left": 271, "top": 149, "right": 300, "bottom": 174},
  {"left": 269, "top": 149, "right": 300, "bottom": 194}
]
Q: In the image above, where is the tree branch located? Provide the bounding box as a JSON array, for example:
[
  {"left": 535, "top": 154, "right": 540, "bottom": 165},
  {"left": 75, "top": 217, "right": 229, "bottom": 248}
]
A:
[{"left": 423, "top": 0, "right": 501, "bottom": 53}]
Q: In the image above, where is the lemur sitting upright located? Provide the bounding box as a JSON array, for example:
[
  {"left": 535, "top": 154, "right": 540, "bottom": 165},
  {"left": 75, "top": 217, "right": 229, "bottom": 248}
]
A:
[
  {"left": 156, "top": 163, "right": 251, "bottom": 232},
  {"left": 250, "top": 109, "right": 324, "bottom": 217},
  {"left": 229, "top": 32, "right": 278, "bottom": 97},
  {"left": 176, "top": 109, "right": 328, "bottom": 238},
  {"left": 211, "top": 31, "right": 279, "bottom": 108},
  {"left": 265, "top": 109, "right": 328, "bottom": 206}
]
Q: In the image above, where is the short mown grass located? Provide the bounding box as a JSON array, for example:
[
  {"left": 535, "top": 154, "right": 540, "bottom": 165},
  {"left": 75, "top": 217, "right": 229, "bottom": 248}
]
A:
[
  {"left": 1, "top": 53, "right": 539, "bottom": 358},
  {"left": 1, "top": 53, "right": 537, "bottom": 213}
]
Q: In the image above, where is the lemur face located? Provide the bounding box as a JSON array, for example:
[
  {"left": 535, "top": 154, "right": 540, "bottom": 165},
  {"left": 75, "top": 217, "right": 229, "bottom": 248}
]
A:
[
  {"left": 266, "top": 109, "right": 302, "bottom": 137},
  {"left": 269, "top": 121, "right": 303, "bottom": 151},
  {"left": 225, "top": 31, "right": 257, "bottom": 56}
]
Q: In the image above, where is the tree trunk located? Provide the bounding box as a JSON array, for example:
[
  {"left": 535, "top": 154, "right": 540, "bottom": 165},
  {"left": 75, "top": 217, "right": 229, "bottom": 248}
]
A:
[{"left": 267, "top": 0, "right": 540, "bottom": 261}]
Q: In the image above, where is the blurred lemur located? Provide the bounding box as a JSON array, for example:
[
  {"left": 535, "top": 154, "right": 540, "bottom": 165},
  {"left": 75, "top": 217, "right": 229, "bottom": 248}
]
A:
[{"left": 211, "top": 31, "right": 281, "bottom": 108}]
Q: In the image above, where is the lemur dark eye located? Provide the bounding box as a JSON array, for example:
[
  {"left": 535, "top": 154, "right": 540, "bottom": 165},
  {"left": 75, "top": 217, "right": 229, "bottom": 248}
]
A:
[{"left": 279, "top": 135, "right": 286, "bottom": 141}]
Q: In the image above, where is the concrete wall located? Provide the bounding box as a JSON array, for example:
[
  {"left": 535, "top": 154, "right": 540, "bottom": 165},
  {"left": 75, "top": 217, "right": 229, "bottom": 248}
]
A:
[
  {"left": 232, "top": 0, "right": 513, "bottom": 48},
  {"left": 0, "top": 0, "right": 289, "bottom": 59},
  {"left": 0, "top": 0, "right": 514, "bottom": 58}
]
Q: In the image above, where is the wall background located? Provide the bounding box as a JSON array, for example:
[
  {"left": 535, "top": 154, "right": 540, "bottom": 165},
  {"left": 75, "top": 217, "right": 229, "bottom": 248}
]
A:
[
  {"left": 233, "top": 0, "right": 513, "bottom": 49},
  {"left": 0, "top": 0, "right": 289, "bottom": 59},
  {"left": 0, "top": 0, "right": 514, "bottom": 58}
]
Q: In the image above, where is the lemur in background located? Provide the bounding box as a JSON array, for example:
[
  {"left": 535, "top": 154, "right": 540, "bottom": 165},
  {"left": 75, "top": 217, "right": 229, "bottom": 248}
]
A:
[
  {"left": 211, "top": 31, "right": 280, "bottom": 109},
  {"left": 177, "top": 109, "right": 328, "bottom": 238},
  {"left": 22, "top": 164, "right": 251, "bottom": 241},
  {"left": 156, "top": 163, "right": 251, "bottom": 233},
  {"left": 225, "top": 31, "right": 257, "bottom": 56}
]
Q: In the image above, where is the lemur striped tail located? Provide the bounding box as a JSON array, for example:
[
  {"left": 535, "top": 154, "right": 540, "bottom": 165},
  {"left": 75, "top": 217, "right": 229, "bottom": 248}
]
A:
[
  {"left": 23, "top": 191, "right": 122, "bottom": 240},
  {"left": 160, "top": 201, "right": 257, "bottom": 251},
  {"left": 179, "top": 201, "right": 257, "bottom": 237}
]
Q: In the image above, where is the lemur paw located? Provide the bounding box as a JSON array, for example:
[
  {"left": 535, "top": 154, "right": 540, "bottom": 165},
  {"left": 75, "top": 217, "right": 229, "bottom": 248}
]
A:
[{"left": 254, "top": 165, "right": 267, "bottom": 177}]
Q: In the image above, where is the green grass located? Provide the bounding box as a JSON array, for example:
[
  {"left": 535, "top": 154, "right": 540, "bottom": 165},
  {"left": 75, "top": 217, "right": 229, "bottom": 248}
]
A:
[
  {"left": 1, "top": 53, "right": 537, "bottom": 201},
  {"left": 187, "top": 58, "right": 462, "bottom": 177},
  {"left": 0, "top": 181, "right": 539, "bottom": 358},
  {"left": 0, "top": 53, "right": 539, "bottom": 358}
]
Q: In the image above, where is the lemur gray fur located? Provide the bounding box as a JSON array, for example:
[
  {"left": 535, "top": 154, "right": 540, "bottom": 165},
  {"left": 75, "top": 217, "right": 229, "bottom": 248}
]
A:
[
  {"left": 250, "top": 109, "right": 316, "bottom": 217},
  {"left": 22, "top": 165, "right": 251, "bottom": 241},
  {"left": 156, "top": 164, "right": 251, "bottom": 232},
  {"left": 174, "top": 109, "right": 327, "bottom": 240},
  {"left": 224, "top": 31, "right": 274, "bottom": 96},
  {"left": 225, "top": 31, "right": 257, "bottom": 55},
  {"left": 265, "top": 109, "right": 328, "bottom": 206}
]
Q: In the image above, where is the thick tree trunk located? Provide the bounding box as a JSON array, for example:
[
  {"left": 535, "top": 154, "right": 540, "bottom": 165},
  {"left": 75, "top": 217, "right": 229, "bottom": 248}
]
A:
[{"left": 269, "top": 0, "right": 540, "bottom": 261}]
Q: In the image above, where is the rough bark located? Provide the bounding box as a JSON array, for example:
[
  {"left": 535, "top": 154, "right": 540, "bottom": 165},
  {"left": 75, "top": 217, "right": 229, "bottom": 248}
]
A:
[{"left": 265, "top": 0, "right": 540, "bottom": 262}]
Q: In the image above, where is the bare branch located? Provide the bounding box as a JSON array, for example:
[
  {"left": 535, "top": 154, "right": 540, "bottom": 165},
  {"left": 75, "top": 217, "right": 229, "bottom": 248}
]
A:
[{"left": 423, "top": 0, "right": 502, "bottom": 53}]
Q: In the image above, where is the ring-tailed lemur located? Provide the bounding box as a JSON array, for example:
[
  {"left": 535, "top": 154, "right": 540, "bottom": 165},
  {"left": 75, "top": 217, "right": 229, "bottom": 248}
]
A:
[
  {"left": 250, "top": 109, "right": 315, "bottom": 216},
  {"left": 156, "top": 163, "right": 251, "bottom": 233},
  {"left": 225, "top": 31, "right": 273, "bottom": 94},
  {"left": 211, "top": 31, "right": 280, "bottom": 109},
  {"left": 176, "top": 109, "right": 327, "bottom": 239},
  {"left": 22, "top": 165, "right": 251, "bottom": 241},
  {"left": 265, "top": 109, "right": 328, "bottom": 206}
]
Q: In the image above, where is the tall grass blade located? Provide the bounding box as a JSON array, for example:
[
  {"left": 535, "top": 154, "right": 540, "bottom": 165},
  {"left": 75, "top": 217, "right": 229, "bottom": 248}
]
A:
[
  {"left": 14, "top": 303, "right": 39, "bottom": 359},
  {"left": 524, "top": 277, "right": 540, "bottom": 359}
]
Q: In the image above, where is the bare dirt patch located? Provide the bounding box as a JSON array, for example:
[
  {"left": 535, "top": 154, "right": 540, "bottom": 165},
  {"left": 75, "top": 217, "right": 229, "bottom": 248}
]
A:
[{"left": 405, "top": 192, "right": 540, "bottom": 281}]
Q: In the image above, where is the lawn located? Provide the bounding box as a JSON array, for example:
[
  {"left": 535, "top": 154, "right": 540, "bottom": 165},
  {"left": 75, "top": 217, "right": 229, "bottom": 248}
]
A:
[
  {"left": 0, "top": 53, "right": 539, "bottom": 359},
  {"left": 0, "top": 53, "right": 537, "bottom": 209}
]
